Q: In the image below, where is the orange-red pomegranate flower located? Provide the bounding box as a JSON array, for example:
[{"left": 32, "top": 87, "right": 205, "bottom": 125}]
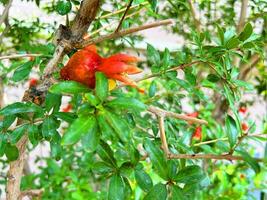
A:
[
  {"left": 60, "top": 45, "right": 143, "bottom": 92},
  {"left": 192, "top": 126, "right": 202, "bottom": 140}
]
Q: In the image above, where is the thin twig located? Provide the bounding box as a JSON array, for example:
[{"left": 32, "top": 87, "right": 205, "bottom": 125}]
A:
[
  {"left": 148, "top": 105, "right": 208, "bottom": 125},
  {"left": 136, "top": 60, "right": 201, "bottom": 82},
  {"left": 158, "top": 116, "right": 170, "bottom": 155},
  {"left": 0, "top": 54, "right": 46, "bottom": 60},
  {"left": 76, "top": 19, "right": 174, "bottom": 49},
  {"left": 96, "top": 1, "right": 149, "bottom": 20},
  {"left": 0, "top": 0, "right": 13, "bottom": 27},
  {"left": 168, "top": 153, "right": 263, "bottom": 161},
  {"left": 193, "top": 133, "right": 266, "bottom": 147},
  {"left": 187, "top": 0, "right": 201, "bottom": 32},
  {"left": 115, "top": 0, "right": 134, "bottom": 32}
]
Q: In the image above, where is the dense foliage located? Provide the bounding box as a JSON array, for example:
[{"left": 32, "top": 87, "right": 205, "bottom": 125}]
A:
[{"left": 0, "top": 0, "right": 266, "bottom": 199}]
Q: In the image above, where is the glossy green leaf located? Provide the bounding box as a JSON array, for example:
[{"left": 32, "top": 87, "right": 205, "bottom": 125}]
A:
[
  {"left": 148, "top": 0, "right": 157, "bottom": 11},
  {"left": 49, "top": 81, "right": 90, "bottom": 94},
  {"left": 45, "top": 92, "right": 62, "bottom": 112},
  {"left": 85, "top": 93, "right": 100, "bottom": 106},
  {"left": 108, "top": 174, "right": 125, "bottom": 200},
  {"left": 237, "top": 149, "right": 260, "bottom": 173},
  {"left": 226, "top": 37, "right": 240, "bottom": 49},
  {"left": 62, "top": 115, "right": 96, "bottom": 145},
  {"left": 12, "top": 61, "right": 34, "bottom": 82},
  {"left": 149, "top": 80, "right": 157, "bottom": 97},
  {"left": 147, "top": 44, "right": 160, "bottom": 66},
  {"left": 0, "top": 134, "right": 7, "bottom": 157},
  {"left": 28, "top": 124, "right": 39, "bottom": 146},
  {"left": 239, "top": 23, "right": 253, "bottom": 41},
  {"left": 162, "top": 48, "right": 170, "bottom": 68},
  {"left": 54, "top": 112, "right": 77, "bottom": 123},
  {"left": 0, "top": 102, "right": 43, "bottom": 116},
  {"left": 106, "top": 97, "right": 147, "bottom": 111},
  {"left": 135, "top": 169, "right": 153, "bottom": 192},
  {"left": 81, "top": 118, "right": 99, "bottom": 152},
  {"left": 95, "top": 72, "right": 108, "bottom": 101},
  {"left": 144, "top": 139, "right": 168, "bottom": 180},
  {"left": 97, "top": 140, "right": 117, "bottom": 167},
  {"left": 42, "top": 117, "right": 58, "bottom": 140},
  {"left": 56, "top": 0, "right": 72, "bottom": 15},
  {"left": 225, "top": 115, "right": 238, "bottom": 148},
  {"left": 104, "top": 111, "right": 130, "bottom": 142},
  {"left": 174, "top": 165, "right": 206, "bottom": 184},
  {"left": 10, "top": 124, "right": 28, "bottom": 144},
  {"left": 169, "top": 185, "right": 184, "bottom": 200},
  {"left": 207, "top": 74, "right": 220, "bottom": 82},
  {"left": 5, "top": 144, "right": 19, "bottom": 161},
  {"left": 50, "top": 141, "right": 62, "bottom": 161},
  {"left": 144, "top": 183, "right": 167, "bottom": 200},
  {"left": 96, "top": 111, "right": 114, "bottom": 138}
]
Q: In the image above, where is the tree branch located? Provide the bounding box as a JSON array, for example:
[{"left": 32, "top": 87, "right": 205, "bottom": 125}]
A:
[
  {"left": 168, "top": 153, "right": 262, "bottom": 161},
  {"left": 158, "top": 116, "right": 170, "bottom": 155},
  {"left": 148, "top": 105, "right": 208, "bottom": 125},
  {"left": 19, "top": 189, "right": 44, "bottom": 199},
  {"left": 188, "top": 0, "right": 201, "bottom": 32},
  {"left": 0, "top": 0, "right": 12, "bottom": 27},
  {"left": 136, "top": 60, "right": 200, "bottom": 82},
  {"left": 115, "top": 0, "right": 134, "bottom": 32},
  {"left": 75, "top": 19, "right": 174, "bottom": 49},
  {"left": 0, "top": 53, "right": 45, "bottom": 60},
  {"left": 239, "top": 54, "right": 261, "bottom": 80},
  {"left": 237, "top": 0, "right": 249, "bottom": 33}
]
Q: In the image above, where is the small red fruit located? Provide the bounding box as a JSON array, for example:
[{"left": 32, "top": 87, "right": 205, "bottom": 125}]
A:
[
  {"left": 60, "top": 45, "right": 143, "bottom": 92},
  {"left": 62, "top": 104, "right": 72, "bottom": 112},
  {"left": 187, "top": 112, "right": 199, "bottom": 118},
  {"left": 29, "top": 78, "right": 38, "bottom": 88},
  {"left": 192, "top": 126, "right": 202, "bottom": 140},
  {"left": 239, "top": 107, "right": 247, "bottom": 114},
  {"left": 241, "top": 123, "right": 248, "bottom": 131}
]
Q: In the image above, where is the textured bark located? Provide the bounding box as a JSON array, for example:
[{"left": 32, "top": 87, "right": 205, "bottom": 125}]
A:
[{"left": 70, "top": 0, "right": 100, "bottom": 39}]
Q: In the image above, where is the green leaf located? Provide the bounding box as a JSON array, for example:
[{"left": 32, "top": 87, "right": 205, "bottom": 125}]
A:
[
  {"left": 96, "top": 111, "right": 114, "bottom": 138},
  {"left": 144, "top": 139, "right": 168, "bottom": 180},
  {"left": 50, "top": 141, "right": 62, "bottom": 160},
  {"left": 169, "top": 185, "right": 184, "bottom": 200},
  {"left": 226, "top": 37, "right": 240, "bottom": 49},
  {"left": 162, "top": 48, "right": 170, "bottom": 69},
  {"left": 54, "top": 112, "right": 77, "bottom": 123},
  {"left": 148, "top": 0, "right": 157, "bottom": 11},
  {"left": 104, "top": 111, "right": 130, "bottom": 142},
  {"left": 237, "top": 149, "right": 260, "bottom": 173},
  {"left": 95, "top": 72, "right": 108, "bottom": 101},
  {"left": 42, "top": 117, "right": 58, "bottom": 140},
  {"left": 144, "top": 183, "right": 167, "bottom": 200},
  {"left": 147, "top": 44, "right": 160, "bottom": 66},
  {"left": 234, "top": 80, "right": 253, "bottom": 90},
  {"left": 207, "top": 74, "right": 220, "bottom": 82},
  {"left": 81, "top": 118, "right": 99, "bottom": 152},
  {"left": 5, "top": 144, "right": 19, "bottom": 161},
  {"left": 0, "top": 134, "right": 7, "bottom": 157},
  {"left": 49, "top": 81, "right": 90, "bottom": 94},
  {"left": 225, "top": 115, "right": 238, "bottom": 148},
  {"left": 45, "top": 92, "right": 62, "bottom": 112},
  {"left": 56, "top": 0, "right": 72, "bottom": 15},
  {"left": 28, "top": 124, "right": 39, "bottom": 146},
  {"left": 216, "top": 25, "right": 224, "bottom": 44},
  {"left": 0, "top": 102, "right": 43, "bottom": 116},
  {"left": 12, "top": 61, "right": 34, "bottom": 82},
  {"left": 106, "top": 97, "right": 147, "bottom": 111},
  {"left": 62, "top": 115, "right": 96, "bottom": 145},
  {"left": 135, "top": 169, "right": 153, "bottom": 192},
  {"left": 85, "top": 93, "right": 100, "bottom": 106},
  {"left": 97, "top": 140, "right": 117, "bottom": 167},
  {"left": 239, "top": 23, "right": 253, "bottom": 41},
  {"left": 108, "top": 174, "right": 125, "bottom": 200},
  {"left": 174, "top": 165, "right": 206, "bottom": 184},
  {"left": 149, "top": 80, "right": 157, "bottom": 97},
  {"left": 10, "top": 125, "right": 28, "bottom": 144}
]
